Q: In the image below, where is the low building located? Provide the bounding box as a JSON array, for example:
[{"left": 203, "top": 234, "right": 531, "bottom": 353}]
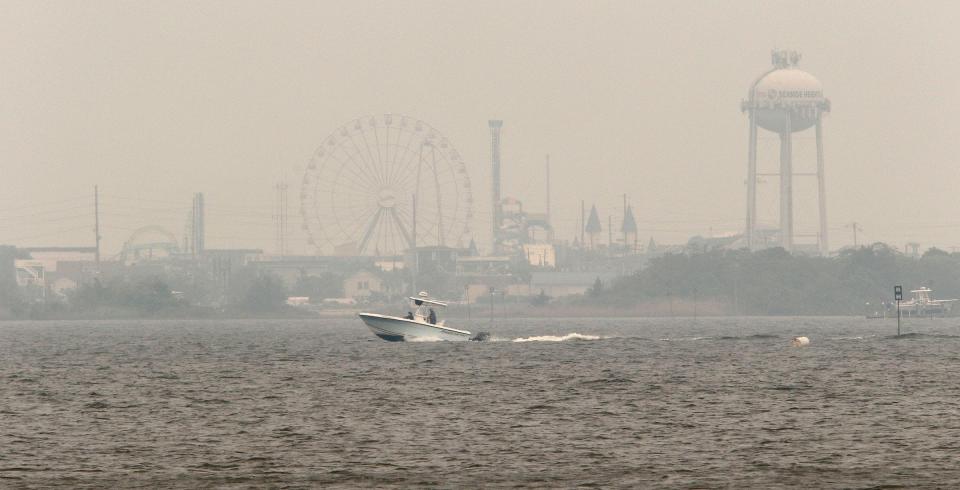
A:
[
  {"left": 14, "top": 260, "right": 45, "bottom": 300},
  {"left": 343, "top": 270, "right": 384, "bottom": 301}
]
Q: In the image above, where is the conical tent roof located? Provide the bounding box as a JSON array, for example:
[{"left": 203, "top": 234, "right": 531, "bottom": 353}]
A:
[
  {"left": 585, "top": 205, "right": 602, "bottom": 234},
  {"left": 621, "top": 205, "right": 637, "bottom": 234}
]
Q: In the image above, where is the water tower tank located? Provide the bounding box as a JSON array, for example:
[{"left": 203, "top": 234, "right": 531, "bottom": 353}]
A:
[{"left": 744, "top": 50, "right": 829, "bottom": 133}]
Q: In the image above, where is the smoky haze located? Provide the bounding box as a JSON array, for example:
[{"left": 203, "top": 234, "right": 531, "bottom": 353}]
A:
[{"left": 1, "top": 0, "right": 958, "bottom": 255}]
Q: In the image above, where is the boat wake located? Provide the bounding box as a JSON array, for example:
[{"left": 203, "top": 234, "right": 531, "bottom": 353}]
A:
[
  {"left": 511, "top": 333, "right": 605, "bottom": 342},
  {"left": 406, "top": 336, "right": 445, "bottom": 342}
]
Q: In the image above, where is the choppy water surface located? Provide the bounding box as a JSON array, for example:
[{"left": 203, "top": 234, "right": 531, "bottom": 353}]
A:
[{"left": 2, "top": 317, "right": 960, "bottom": 488}]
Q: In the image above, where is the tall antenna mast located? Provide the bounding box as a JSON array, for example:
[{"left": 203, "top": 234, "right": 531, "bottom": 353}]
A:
[{"left": 623, "top": 194, "right": 627, "bottom": 249}]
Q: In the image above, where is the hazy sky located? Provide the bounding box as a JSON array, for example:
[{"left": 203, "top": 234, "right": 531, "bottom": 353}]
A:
[{"left": 2, "top": 0, "right": 959, "bottom": 255}]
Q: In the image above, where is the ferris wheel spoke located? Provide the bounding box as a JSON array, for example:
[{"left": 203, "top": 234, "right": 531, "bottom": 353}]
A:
[
  {"left": 395, "top": 147, "right": 448, "bottom": 193},
  {"left": 394, "top": 170, "right": 454, "bottom": 235},
  {"left": 384, "top": 127, "right": 419, "bottom": 187},
  {"left": 333, "top": 187, "right": 377, "bottom": 218},
  {"left": 326, "top": 153, "right": 370, "bottom": 194},
  {"left": 370, "top": 123, "right": 387, "bottom": 186},
  {"left": 438, "top": 155, "right": 463, "bottom": 229},
  {"left": 389, "top": 140, "right": 429, "bottom": 189},
  {"left": 393, "top": 154, "right": 432, "bottom": 194},
  {"left": 393, "top": 169, "right": 418, "bottom": 195},
  {"left": 340, "top": 137, "right": 382, "bottom": 187},
  {"left": 334, "top": 176, "right": 374, "bottom": 202},
  {"left": 394, "top": 206, "right": 417, "bottom": 242},
  {"left": 335, "top": 200, "right": 377, "bottom": 231},
  {"left": 357, "top": 207, "right": 384, "bottom": 255},
  {"left": 388, "top": 207, "right": 413, "bottom": 249},
  {"left": 331, "top": 182, "right": 377, "bottom": 241},
  {"left": 385, "top": 134, "right": 427, "bottom": 189},
  {"left": 383, "top": 212, "right": 396, "bottom": 255},
  {"left": 385, "top": 124, "right": 411, "bottom": 181},
  {"left": 428, "top": 157, "right": 446, "bottom": 246},
  {"left": 327, "top": 142, "right": 378, "bottom": 189},
  {"left": 331, "top": 151, "right": 382, "bottom": 193},
  {"left": 394, "top": 203, "right": 412, "bottom": 221},
  {"left": 341, "top": 204, "right": 379, "bottom": 245},
  {"left": 331, "top": 161, "right": 385, "bottom": 204},
  {"left": 383, "top": 125, "right": 391, "bottom": 187},
  {"left": 352, "top": 128, "right": 386, "bottom": 187}
]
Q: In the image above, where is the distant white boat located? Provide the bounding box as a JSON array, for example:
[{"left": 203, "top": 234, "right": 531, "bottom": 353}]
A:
[
  {"left": 899, "top": 287, "right": 958, "bottom": 317},
  {"left": 359, "top": 291, "right": 487, "bottom": 342}
]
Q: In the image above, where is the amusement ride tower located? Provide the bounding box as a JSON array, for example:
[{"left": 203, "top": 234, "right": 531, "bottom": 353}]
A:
[{"left": 742, "top": 50, "right": 831, "bottom": 254}]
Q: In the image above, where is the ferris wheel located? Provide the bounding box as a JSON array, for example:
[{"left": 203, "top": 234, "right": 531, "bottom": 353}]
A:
[{"left": 300, "top": 114, "right": 474, "bottom": 256}]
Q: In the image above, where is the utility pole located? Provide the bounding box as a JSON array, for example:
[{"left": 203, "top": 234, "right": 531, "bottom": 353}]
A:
[
  {"left": 608, "top": 215, "right": 613, "bottom": 255},
  {"left": 465, "top": 284, "right": 471, "bottom": 321},
  {"left": 412, "top": 194, "right": 417, "bottom": 294},
  {"left": 94, "top": 185, "right": 101, "bottom": 270},
  {"left": 580, "top": 200, "right": 585, "bottom": 247},
  {"left": 848, "top": 222, "right": 861, "bottom": 248},
  {"left": 623, "top": 194, "right": 627, "bottom": 250}
]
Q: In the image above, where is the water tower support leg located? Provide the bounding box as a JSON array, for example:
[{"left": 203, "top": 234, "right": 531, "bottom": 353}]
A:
[
  {"left": 779, "top": 115, "right": 793, "bottom": 252},
  {"left": 816, "top": 118, "right": 828, "bottom": 255}
]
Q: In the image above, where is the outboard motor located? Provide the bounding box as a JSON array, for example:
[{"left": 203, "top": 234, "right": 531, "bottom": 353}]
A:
[{"left": 470, "top": 331, "right": 491, "bottom": 342}]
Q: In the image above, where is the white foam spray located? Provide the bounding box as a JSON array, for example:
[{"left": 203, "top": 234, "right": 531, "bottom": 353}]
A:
[
  {"left": 511, "top": 333, "right": 604, "bottom": 343},
  {"left": 407, "top": 336, "right": 444, "bottom": 343}
]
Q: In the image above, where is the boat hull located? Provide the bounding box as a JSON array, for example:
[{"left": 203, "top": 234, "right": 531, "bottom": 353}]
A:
[{"left": 358, "top": 313, "right": 472, "bottom": 342}]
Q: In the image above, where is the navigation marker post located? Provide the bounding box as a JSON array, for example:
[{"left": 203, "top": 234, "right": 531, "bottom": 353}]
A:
[
  {"left": 894, "top": 285, "right": 903, "bottom": 336},
  {"left": 465, "top": 284, "right": 471, "bottom": 321}
]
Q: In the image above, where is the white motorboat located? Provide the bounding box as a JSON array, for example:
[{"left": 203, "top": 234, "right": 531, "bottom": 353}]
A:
[
  {"left": 359, "top": 291, "right": 487, "bottom": 342},
  {"left": 899, "top": 287, "right": 958, "bottom": 317}
]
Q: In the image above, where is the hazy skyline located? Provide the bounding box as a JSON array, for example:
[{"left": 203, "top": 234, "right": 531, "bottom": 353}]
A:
[{"left": 2, "top": 0, "right": 959, "bottom": 255}]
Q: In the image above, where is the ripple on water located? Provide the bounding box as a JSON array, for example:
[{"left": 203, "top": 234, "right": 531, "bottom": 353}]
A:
[{"left": 0, "top": 317, "right": 959, "bottom": 487}]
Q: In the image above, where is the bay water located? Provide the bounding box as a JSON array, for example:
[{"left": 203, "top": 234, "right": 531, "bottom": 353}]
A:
[{"left": 1, "top": 317, "right": 958, "bottom": 488}]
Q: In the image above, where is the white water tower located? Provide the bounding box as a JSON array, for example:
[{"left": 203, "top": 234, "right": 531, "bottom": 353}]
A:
[{"left": 742, "top": 50, "right": 831, "bottom": 254}]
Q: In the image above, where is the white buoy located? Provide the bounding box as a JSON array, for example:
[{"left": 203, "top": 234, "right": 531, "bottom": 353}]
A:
[{"left": 791, "top": 336, "right": 810, "bottom": 347}]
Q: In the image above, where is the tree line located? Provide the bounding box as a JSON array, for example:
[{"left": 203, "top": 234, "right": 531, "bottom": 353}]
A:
[
  {"left": 589, "top": 244, "right": 960, "bottom": 315},
  {"left": 0, "top": 246, "right": 317, "bottom": 319}
]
